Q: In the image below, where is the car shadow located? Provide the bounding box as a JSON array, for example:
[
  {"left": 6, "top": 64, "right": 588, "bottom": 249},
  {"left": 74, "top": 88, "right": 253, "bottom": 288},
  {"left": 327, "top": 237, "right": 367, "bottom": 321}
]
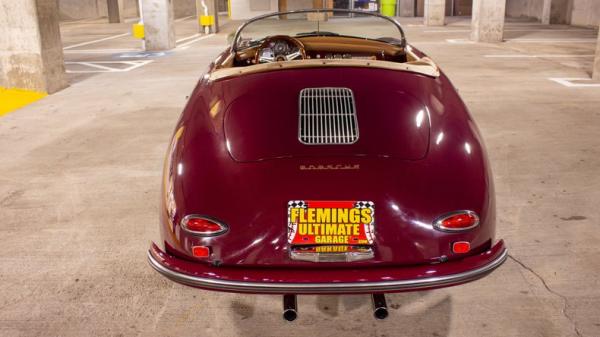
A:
[{"left": 229, "top": 291, "right": 452, "bottom": 337}]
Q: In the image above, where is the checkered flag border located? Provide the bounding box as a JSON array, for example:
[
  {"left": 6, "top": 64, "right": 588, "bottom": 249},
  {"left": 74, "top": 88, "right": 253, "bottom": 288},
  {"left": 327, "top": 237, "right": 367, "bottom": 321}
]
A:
[
  {"left": 354, "top": 201, "right": 374, "bottom": 209},
  {"left": 287, "top": 200, "right": 307, "bottom": 208}
]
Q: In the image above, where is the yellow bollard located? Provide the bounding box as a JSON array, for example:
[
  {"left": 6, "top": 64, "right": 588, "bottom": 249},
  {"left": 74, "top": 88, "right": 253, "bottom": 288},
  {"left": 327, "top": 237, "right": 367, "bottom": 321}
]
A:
[
  {"left": 132, "top": 23, "right": 145, "bottom": 39},
  {"left": 199, "top": 15, "right": 214, "bottom": 27}
]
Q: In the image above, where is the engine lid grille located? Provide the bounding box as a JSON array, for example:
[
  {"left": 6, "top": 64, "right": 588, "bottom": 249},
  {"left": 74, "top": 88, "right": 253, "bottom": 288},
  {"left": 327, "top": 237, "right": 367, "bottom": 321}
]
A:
[{"left": 298, "top": 87, "right": 359, "bottom": 145}]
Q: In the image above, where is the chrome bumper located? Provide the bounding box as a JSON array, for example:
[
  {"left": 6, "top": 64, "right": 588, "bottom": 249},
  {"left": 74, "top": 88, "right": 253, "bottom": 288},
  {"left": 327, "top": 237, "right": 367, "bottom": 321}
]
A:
[{"left": 147, "top": 241, "right": 507, "bottom": 294}]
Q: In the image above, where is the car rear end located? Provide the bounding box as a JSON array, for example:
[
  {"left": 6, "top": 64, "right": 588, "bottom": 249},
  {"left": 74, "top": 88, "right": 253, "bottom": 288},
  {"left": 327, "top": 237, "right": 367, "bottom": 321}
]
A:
[{"left": 149, "top": 64, "right": 506, "bottom": 298}]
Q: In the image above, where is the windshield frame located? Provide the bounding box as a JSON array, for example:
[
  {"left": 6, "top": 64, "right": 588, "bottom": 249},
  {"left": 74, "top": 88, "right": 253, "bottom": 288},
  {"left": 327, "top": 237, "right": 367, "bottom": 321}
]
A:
[{"left": 230, "top": 9, "right": 407, "bottom": 53}]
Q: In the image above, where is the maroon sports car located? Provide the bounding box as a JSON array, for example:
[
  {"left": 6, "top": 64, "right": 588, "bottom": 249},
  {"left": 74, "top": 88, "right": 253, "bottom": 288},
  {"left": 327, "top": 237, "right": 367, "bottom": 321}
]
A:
[{"left": 148, "top": 9, "right": 507, "bottom": 320}]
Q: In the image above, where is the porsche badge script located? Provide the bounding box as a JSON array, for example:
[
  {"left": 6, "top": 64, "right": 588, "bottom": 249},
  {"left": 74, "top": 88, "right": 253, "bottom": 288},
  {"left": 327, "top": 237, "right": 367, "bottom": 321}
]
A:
[{"left": 299, "top": 164, "right": 360, "bottom": 171}]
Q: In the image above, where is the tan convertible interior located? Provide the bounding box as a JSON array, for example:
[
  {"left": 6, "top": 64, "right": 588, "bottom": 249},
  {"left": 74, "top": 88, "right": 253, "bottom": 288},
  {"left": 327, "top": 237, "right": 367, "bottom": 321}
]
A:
[{"left": 209, "top": 35, "right": 439, "bottom": 81}]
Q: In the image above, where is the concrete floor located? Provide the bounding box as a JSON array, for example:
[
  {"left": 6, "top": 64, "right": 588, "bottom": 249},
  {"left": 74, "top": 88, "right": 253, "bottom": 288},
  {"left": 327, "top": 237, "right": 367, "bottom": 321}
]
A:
[{"left": 1, "top": 16, "right": 599, "bottom": 337}]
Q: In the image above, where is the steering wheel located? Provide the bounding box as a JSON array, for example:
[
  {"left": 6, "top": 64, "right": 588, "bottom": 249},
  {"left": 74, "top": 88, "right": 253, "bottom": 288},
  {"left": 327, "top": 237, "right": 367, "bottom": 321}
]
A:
[{"left": 255, "top": 35, "right": 306, "bottom": 63}]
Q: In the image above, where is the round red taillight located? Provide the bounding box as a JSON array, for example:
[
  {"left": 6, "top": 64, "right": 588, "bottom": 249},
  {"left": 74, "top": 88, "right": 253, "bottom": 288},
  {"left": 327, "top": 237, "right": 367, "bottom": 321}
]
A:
[
  {"left": 434, "top": 211, "right": 479, "bottom": 232},
  {"left": 181, "top": 215, "right": 228, "bottom": 236}
]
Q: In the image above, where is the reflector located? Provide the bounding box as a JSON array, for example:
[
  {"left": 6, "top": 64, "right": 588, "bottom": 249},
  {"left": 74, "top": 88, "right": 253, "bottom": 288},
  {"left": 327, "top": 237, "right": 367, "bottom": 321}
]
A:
[
  {"left": 192, "top": 246, "right": 210, "bottom": 258},
  {"left": 452, "top": 241, "right": 471, "bottom": 254}
]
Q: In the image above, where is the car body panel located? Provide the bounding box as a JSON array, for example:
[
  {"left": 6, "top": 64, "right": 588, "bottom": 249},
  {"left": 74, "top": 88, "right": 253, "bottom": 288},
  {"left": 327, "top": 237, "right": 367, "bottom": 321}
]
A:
[
  {"left": 157, "top": 53, "right": 496, "bottom": 270},
  {"left": 224, "top": 69, "right": 431, "bottom": 162},
  {"left": 149, "top": 10, "right": 505, "bottom": 294}
]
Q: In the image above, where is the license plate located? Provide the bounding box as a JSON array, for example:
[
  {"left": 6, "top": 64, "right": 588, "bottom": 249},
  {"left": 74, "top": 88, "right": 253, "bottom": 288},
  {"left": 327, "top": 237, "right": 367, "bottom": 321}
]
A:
[{"left": 287, "top": 200, "right": 375, "bottom": 245}]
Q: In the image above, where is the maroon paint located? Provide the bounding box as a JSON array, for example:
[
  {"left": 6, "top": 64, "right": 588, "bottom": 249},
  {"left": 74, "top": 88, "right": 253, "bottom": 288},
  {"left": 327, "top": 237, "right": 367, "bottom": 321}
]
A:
[{"left": 151, "top": 45, "right": 502, "bottom": 292}]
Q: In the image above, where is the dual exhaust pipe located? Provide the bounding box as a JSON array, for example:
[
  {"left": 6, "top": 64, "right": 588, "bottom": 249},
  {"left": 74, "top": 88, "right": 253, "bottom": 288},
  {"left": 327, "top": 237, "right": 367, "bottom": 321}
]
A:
[
  {"left": 283, "top": 294, "right": 298, "bottom": 322},
  {"left": 282, "top": 293, "right": 389, "bottom": 321}
]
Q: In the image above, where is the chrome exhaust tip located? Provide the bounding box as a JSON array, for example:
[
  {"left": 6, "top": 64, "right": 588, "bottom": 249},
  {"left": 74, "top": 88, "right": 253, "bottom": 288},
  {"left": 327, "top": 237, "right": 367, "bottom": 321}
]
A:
[
  {"left": 371, "top": 293, "right": 388, "bottom": 320},
  {"left": 283, "top": 294, "right": 298, "bottom": 321}
]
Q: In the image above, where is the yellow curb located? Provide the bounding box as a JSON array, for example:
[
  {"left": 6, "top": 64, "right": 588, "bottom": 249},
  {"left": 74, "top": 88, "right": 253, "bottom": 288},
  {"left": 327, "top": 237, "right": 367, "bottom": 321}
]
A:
[{"left": 0, "top": 87, "right": 47, "bottom": 117}]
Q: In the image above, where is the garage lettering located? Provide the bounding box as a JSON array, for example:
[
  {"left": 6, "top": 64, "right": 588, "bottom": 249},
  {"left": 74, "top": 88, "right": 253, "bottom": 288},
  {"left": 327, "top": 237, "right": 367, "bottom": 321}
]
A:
[{"left": 297, "top": 223, "right": 360, "bottom": 236}]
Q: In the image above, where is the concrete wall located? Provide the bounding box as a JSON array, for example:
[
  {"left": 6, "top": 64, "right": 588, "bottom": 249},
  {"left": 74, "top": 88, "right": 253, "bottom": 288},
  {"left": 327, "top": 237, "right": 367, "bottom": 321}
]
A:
[
  {"left": 59, "top": 0, "right": 139, "bottom": 20},
  {"left": 173, "top": 0, "right": 196, "bottom": 18},
  {"left": 550, "top": 0, "right": 572, "bottom": 24},
  {"left": 413, "top": 0, "right": 472, "bottom": 17},
  {"left": 98, "top": 0, "right": 139, "bottom": 18},
  {"left": 453, "top": 0, "right": 472, "bottom": 16},
  {"left": 286, "top": 0, "right": 313, "bottom": 11},
  {"left": 506, "top": 0, "right": 543, "bottom": 21},
  {"left": 570, "top": 0, "right": 600, "bottom": 26},
  {"left": 59, "top": 0, "right": 99, "bottom": 20},
  {"left": 229, "top": 0, "right": 278, "bottom": 20},
  {"left": 505, "top": 0, "right": 599, "bottom": 25}
]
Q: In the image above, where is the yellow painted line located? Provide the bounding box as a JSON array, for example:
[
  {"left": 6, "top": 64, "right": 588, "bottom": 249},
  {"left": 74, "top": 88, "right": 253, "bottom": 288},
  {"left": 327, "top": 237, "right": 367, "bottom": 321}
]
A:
[{"left": 0, "top": 87, "right": 47, "bottom": 117}]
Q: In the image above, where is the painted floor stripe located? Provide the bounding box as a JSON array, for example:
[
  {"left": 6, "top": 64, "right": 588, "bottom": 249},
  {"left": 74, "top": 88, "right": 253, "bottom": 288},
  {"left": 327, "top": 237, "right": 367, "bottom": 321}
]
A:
[
  {"left": 65, "top": 60, "right": 153, "bottom": 73},
  {"left": 175, "top": 15, "right": 195, "bottom": 22},
  {"left": 549, "top": 78, "right": 600, "bottom": 87},
  {"left": 424, "top": 30, "right": 471, "bottom": 33},
  {"left": 176, "top": 33, "right": 201, "bottom": 43},
  {"left": 176, "top": 34, "right": 215, "bottom": 49},
  {"left": 426, "top": 28, "right": 595, "bottom": 33},
  {"left": 447, "top": 38, "right": 596, "bottom": 44},
  {"left": 446, "top": 39, "right": 476, "bottom": 44},
  {"left": 485, "top": 54, "right": 595, "bottom": 58},
  {"left": 64, "top": 48, "right": 141, "bottom": 54},
  {"left": 508, "top": 38, "right": 597, "bottom": 43},
  {"left": 63, "top": 32, "right": 130, "bottom": 50}
]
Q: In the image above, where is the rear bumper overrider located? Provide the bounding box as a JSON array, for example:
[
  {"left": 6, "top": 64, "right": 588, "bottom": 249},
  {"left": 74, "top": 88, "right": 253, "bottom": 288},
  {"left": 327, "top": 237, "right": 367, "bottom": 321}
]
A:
[{"left": 147, "top": 240, "right": 507, "bottom": 294}]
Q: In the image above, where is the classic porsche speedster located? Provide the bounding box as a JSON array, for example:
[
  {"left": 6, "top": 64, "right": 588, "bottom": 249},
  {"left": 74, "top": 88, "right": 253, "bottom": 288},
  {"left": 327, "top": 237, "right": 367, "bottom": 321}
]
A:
[{"left": 148, "top": 9, "right": 507, "bottom": 320}]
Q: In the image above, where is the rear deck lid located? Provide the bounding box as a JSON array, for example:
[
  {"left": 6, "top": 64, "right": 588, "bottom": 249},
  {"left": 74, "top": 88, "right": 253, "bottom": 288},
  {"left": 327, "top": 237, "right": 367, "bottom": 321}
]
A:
[{"left": 224, "top": 74, "right": 430, "bottom": 162}]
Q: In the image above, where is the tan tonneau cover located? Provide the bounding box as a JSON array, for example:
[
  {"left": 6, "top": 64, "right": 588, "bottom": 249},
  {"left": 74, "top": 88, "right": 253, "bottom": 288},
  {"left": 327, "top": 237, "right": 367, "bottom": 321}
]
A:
[{"left": 209, "top": 56, "right": 439, "bottom": 82}]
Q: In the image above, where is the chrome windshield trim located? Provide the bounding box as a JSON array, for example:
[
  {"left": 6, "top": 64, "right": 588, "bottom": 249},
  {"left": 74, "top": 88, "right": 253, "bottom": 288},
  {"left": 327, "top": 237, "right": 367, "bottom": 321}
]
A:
[
  {"left": 147, "top": 247, "right": 507, "bottom": 294},
  {"left": 231, "top": 9, "right": 407, "bottom": 53}
]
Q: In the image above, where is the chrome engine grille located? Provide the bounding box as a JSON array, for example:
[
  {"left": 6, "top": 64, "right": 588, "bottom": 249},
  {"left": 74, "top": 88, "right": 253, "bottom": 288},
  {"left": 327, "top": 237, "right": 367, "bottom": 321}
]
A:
[{"left": 298, "top": 87, "right": 359, "bottom": 145}]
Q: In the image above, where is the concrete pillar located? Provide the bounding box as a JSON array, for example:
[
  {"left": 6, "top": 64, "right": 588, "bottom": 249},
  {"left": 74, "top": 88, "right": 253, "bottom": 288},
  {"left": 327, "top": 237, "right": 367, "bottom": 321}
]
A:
[
  {"left": 107, "top": 0, "right": 125, "bottom": 23},
  {"left": 471, "top": 0, "right": 506, "bottom": 43},
  {"left": 195, "top": 0, "right": 218, "bottom": 33},
  {"left": 0, "top": 0, "right": 67, "bottom": 94},
  {"left": 541, "top": 0, "right": 551, "bottom": 25},
  {"left": 142, "top": 0, "right": 176, "bottom": 50},
  {"left": 593, "top": 29, "right": 600, "bottom": 81},
  {"left": 424, "top": 0, "right": 445, "bottom": 26},
  {"left": 398, "top": 0, "right": 415, "bottom": 17}
]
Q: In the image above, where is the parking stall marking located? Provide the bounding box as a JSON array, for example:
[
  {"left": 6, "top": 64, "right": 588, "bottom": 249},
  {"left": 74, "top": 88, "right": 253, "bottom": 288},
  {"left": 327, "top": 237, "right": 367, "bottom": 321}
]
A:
[
  {"left": 549, "top": 78, "right": 600, "bottom": 88},
  {"left": 63, "top": 32, "right": 130, "bottom": 50},
  {"left": 65, "top": 60, "right": 154, "bottom": 73}
]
